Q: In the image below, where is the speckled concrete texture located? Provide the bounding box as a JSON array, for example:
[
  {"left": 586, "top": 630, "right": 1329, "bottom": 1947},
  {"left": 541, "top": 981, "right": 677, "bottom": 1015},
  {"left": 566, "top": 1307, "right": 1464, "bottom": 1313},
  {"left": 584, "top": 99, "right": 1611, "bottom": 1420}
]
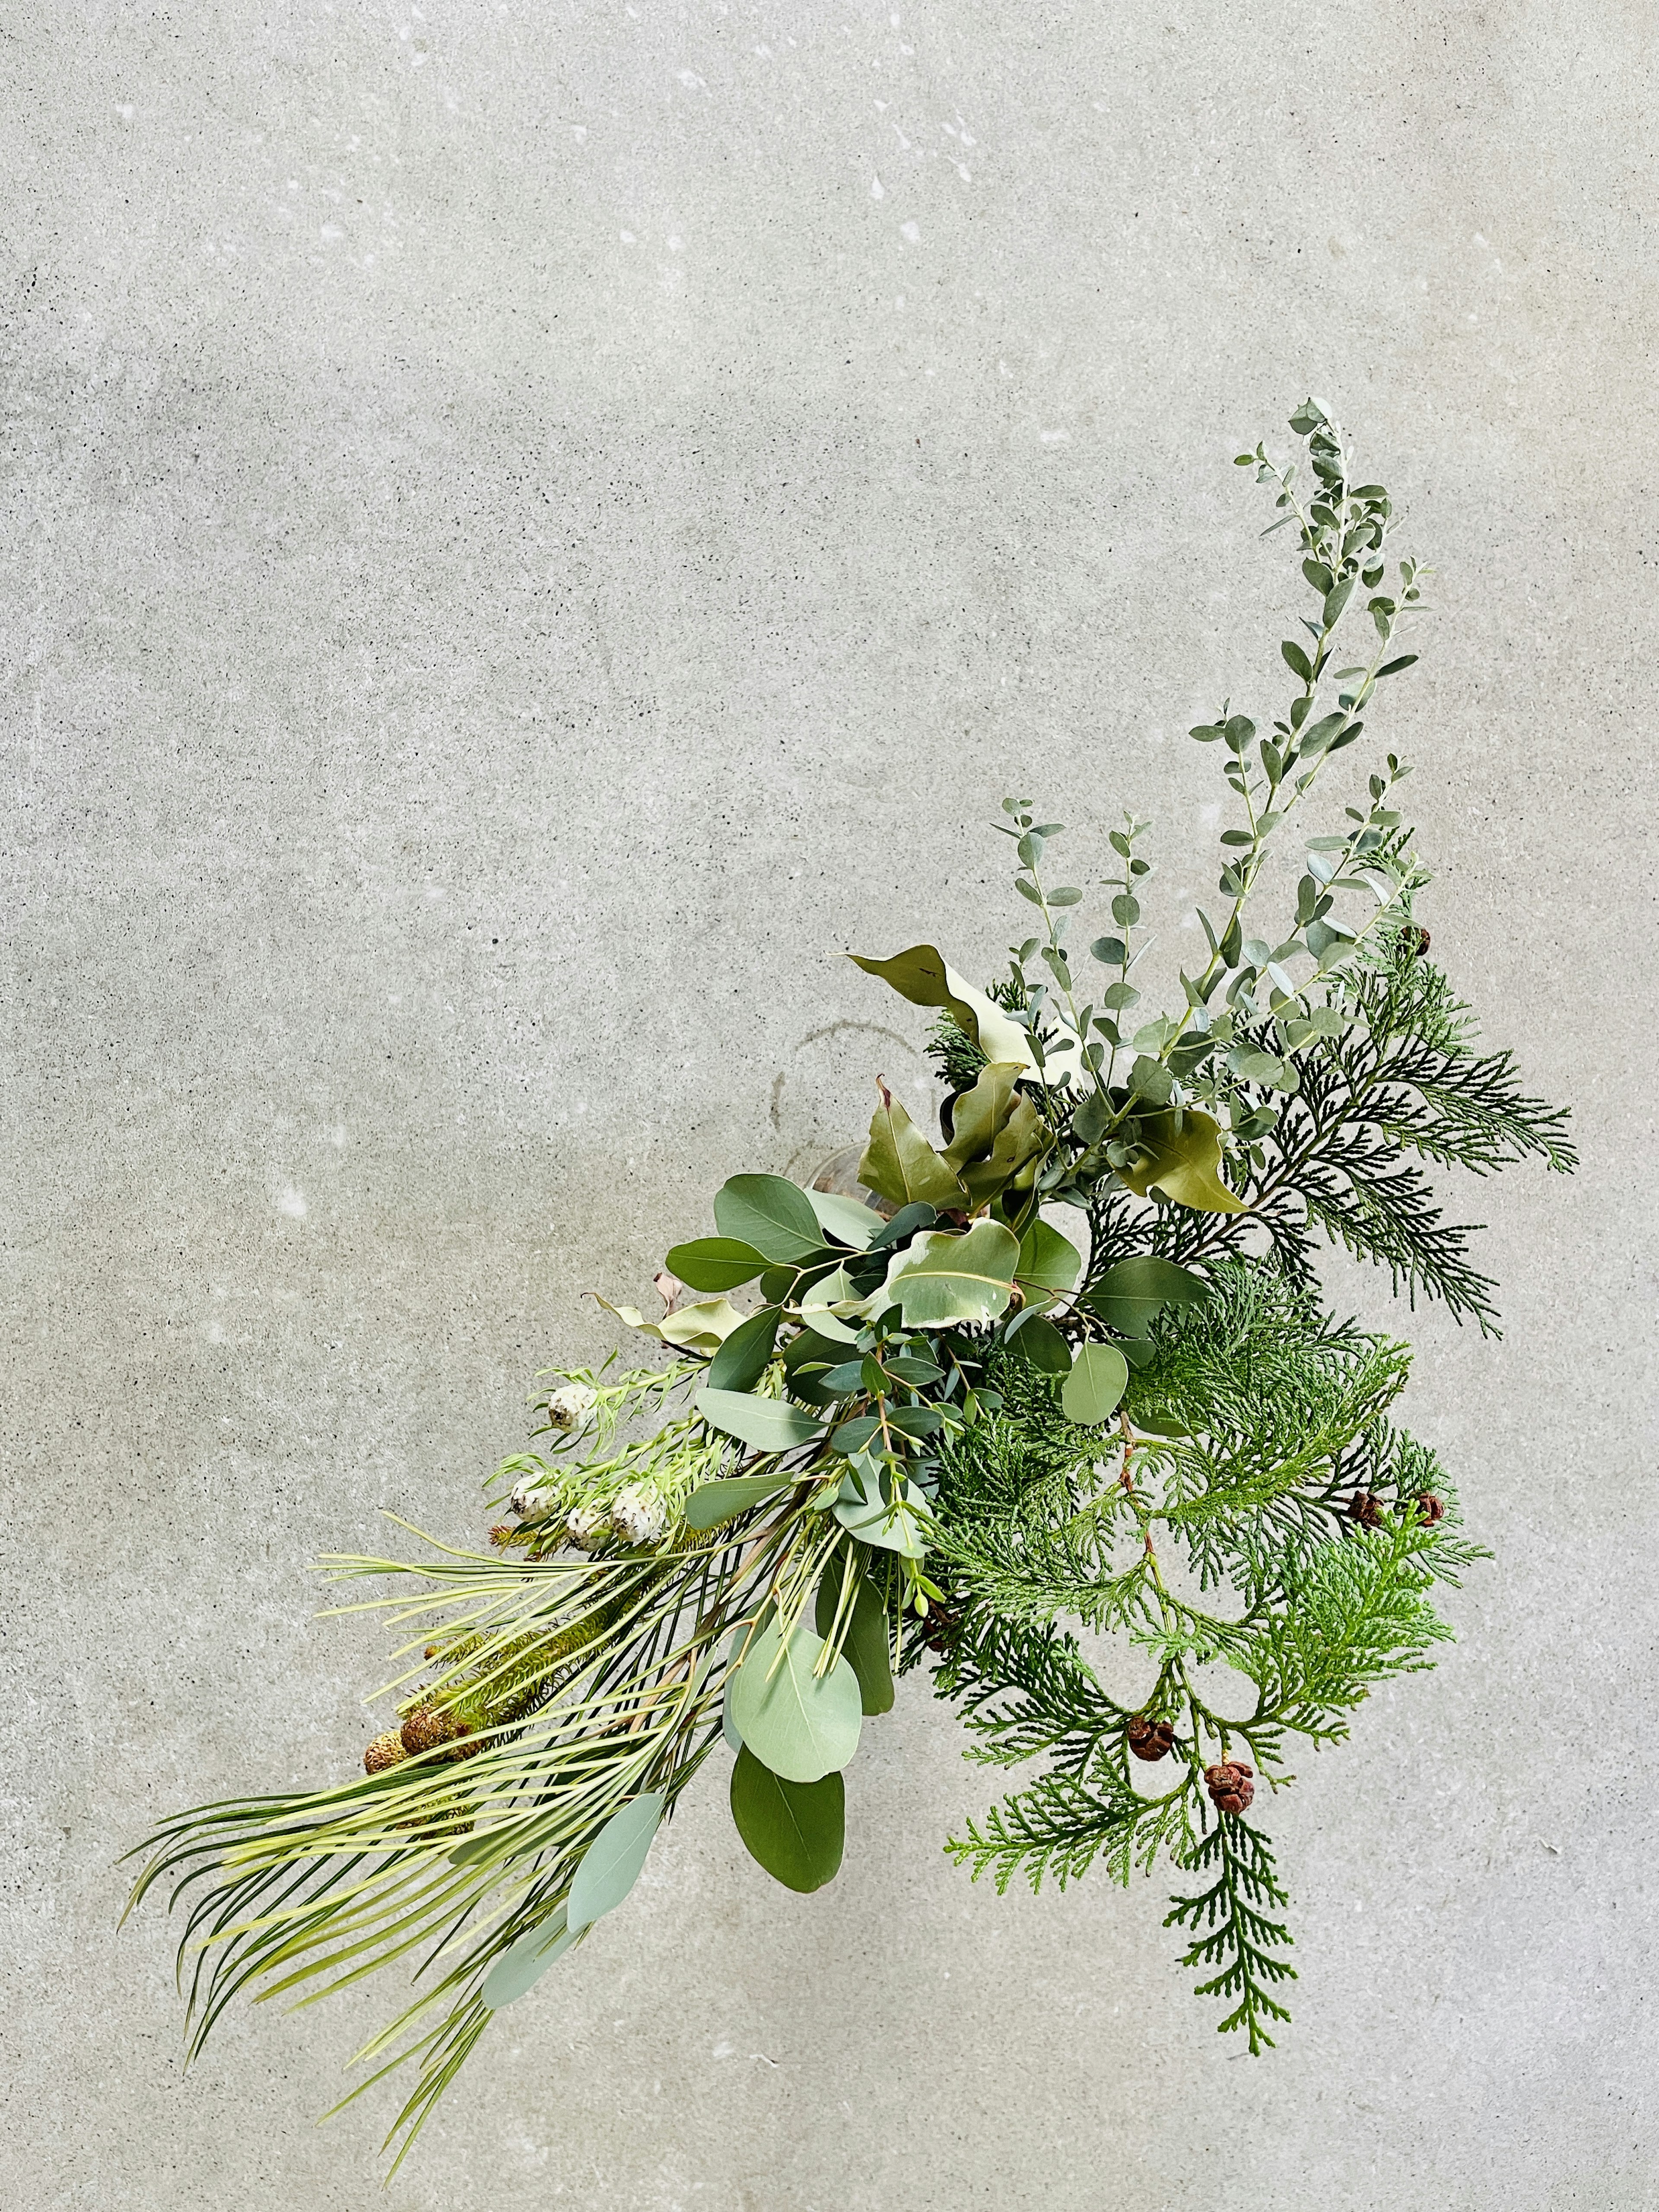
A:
[{"left": 3, "top": 4, "right": 1655, "bottom": 2207}]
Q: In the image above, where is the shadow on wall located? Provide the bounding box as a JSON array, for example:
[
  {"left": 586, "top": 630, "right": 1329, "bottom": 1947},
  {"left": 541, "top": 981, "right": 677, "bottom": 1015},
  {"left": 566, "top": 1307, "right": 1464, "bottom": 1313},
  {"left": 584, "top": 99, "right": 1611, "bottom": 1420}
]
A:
[{"left": 771, "top": 1017, "right": 937, "bottom": 1181}]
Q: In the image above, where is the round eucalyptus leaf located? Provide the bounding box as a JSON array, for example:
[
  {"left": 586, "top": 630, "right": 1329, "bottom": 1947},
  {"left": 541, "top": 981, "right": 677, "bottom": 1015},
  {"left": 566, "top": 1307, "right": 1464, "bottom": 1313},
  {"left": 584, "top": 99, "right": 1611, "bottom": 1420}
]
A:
[
  {"left": 814, "top": 1565, "right": 895, "bottom": 1716},
  {"left": 481, "top": 1910, "right": 581, "bottom": 2010},
  {"left": 567, "top": 1792, "right": 665, "bottom": 1933},
  {"left": 728, "top": 1618, "right": 862, "bottom": 1783},
  {"left": 684, "top": 1476, "right": 791, "bottom": 1530},
  {"left": 712, "top": 1174, "right": 826, "bottom": 1263},
  {"left": 832, "top": 1472, "right": 931, "bottom": 1559},
  {"left": 729, "top": 1745, "right": 845, "bottom": 1893},
  {"left": 1062, "top": 1341, "right": 1130, "bottom": 1426},
  {"left": 1011, "top": 1314, "right": 1074, "bottom": 1376}
]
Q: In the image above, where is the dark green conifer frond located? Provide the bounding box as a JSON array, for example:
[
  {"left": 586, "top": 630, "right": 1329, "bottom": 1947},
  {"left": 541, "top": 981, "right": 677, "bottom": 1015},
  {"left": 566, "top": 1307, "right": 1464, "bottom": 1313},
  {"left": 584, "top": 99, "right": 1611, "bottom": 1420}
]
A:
[
  {"left": 1231, "top": 1519, "right": 1453, "bottom": 1743},
  {"left": 1188, "top": 945, "right": 1576, "bottom": 1332},
  {"left": 947, "top": 1761, "right": 1193, "bottom": 1894},
  {"left": 1165, "top": 1815, "right": 1296, "bottom": 2053},
  {"left": 934, "top": 1607, "right": 1129, "bottom": 1772}
]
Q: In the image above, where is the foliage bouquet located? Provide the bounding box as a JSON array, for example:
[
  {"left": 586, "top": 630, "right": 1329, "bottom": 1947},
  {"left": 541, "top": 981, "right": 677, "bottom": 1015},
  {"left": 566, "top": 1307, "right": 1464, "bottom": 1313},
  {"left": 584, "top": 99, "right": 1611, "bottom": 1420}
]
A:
[{"left": 128, "top": 402, "right": 1571, "bottom": 2171}]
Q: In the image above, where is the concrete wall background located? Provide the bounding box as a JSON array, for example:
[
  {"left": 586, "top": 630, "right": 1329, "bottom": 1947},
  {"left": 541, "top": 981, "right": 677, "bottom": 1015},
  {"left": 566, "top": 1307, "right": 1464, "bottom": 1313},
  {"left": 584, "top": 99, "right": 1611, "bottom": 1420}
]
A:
[{"left": 3, "top": 4, "right": 1655, "bottom": 2206}]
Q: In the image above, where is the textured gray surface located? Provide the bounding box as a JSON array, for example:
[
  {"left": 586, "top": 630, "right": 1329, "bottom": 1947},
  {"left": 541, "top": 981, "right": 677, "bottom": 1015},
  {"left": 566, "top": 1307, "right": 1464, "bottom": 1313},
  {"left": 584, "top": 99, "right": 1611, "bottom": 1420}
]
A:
[{"left": 3, "top": 3, "right": 1656, "bottom": 2206}]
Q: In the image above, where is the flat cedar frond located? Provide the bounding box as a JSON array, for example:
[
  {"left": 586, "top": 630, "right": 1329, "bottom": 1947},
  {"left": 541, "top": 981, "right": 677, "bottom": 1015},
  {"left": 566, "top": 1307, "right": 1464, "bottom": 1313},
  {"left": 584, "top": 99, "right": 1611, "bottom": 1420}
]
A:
[
  {"left": 1125, "top": 1262, "right": 1412, "bottom": 1481},
  {"left": 935, "top": 1608, "right": 1130, "bottom": 1771},
  {"left": 1165, "top": 1815, "right": 1296, "bottom": 2053},
  {"left": 1235, "top": 1520, "right": 1454, "bottom": 1739},
  {"left": 1198, "top": 951, "right": 1575, "bottom": 1332},
  {"left": 946, "top": 1762, "right": 1191, "bottom": 1894}
]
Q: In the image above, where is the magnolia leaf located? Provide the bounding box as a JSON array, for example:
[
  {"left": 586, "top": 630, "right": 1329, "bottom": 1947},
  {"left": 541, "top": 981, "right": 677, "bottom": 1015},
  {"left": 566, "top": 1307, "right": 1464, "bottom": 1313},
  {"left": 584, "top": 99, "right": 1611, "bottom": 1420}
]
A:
[
  {"left": 942, "top": 1061, "right": 1022, "bottom": 1171},
  {"left": 858, "top": 1080, "right": 968, "bottom": 1211},
  {"left": 804, "top": 1189, "right": 880, "bottom": 1249},
  {"left": 684, "top": 1474, "right": 792, "bottom": 1529},
  {"left": 880, "top": 1220, "right": 1020, "bottom": 1328},
  {"left": 1119, "top": 1109, "right": 1249, "bottom": 1214},
  {"left": 1086, "top": 1256, "right": 1211, "bottom": 1338},
  {"left": 712, "top": 1175, "right": 826, "bottom": 1264},
  {"left": 1062, "top": 1341, "right": 1130, "bottom": 1425},
  {"left": 593, "top": 1293, "right": 748, "bottom": 1354},
  {"left": 728, "top": 1618, "right": 863, "bottom": 1782},
  {"left": 942, "top": 1061, "right": 1055, "bottom": 1208},
  {"left": 729, "top": 1746, "right": 845, "bottom": 1892},
  {"left": 696, "top": 1389, "right": 825, "bottom": 1454},
  {"left": 849, "top": 944, "right": 981, "bottom": 1038},
  {"left": 664, "top": 1237, "right": 769, "bottom": 1292},
  {"left": 481, "top": 1909, "right": 583, "bottom": 2009},
  {"left": 850, "top": 944, "right": 1079, "bottom": 1087},
  {"left": 567, "top": 1792, "right": 665, "bottom": 1932},
  {"left": 832, "top": 1471, "right": 931, "bottom": 1557},
  {"left": 961, "top": 1090, "right": 1052, "bottom": 1206},
  {"left": 815, "top": 1567, "right": 895, "bottom": 1715},
  {"left": 706, "top": 1307, "right": 780, "bottom": 1392},
  {"left": 1015, "top": 1218, "right": 1084, "bottom": 1309}
]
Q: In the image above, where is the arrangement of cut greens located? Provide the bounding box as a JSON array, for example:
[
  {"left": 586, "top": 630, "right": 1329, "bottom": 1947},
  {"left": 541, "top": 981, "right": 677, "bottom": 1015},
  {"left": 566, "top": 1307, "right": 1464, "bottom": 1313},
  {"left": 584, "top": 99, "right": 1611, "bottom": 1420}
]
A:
[{"left": 127, "top": 402, "right": 1572, "bottom": 2173}]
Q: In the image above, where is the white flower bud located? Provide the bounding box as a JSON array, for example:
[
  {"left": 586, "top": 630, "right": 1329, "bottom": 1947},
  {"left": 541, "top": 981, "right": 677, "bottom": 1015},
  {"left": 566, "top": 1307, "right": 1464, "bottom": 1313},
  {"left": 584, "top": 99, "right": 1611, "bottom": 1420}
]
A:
[
  {"left": 565, "top": 1503, "right": 609, "bottom": 1550},
  {"left": 545, "top": 1383, "right": 598, "bottom": 1435},
  {"left": 509, "top": 1479, "right": 555, "bottom": 1521},
  {"left": 610, "top": 1484, "right": 667, "bottom": 1548}
]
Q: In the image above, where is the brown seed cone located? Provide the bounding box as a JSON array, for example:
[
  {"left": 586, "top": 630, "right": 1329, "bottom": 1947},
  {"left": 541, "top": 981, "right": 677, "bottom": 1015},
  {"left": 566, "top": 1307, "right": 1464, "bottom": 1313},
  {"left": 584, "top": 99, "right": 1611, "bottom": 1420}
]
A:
[
  {"left": 400, "top": 1706, "right": 462, "bottom": 1756},
  {"left": 1406, "top": 925, "right": 1432, "bottom": 958},
  {"left": 364, "top": 1729, "right": 410, "bottom": 1775},
  {"left": 1346, "top": 1491, "right": 1384, "bottom": 1529},
  {"left": 1415, "top": 1493, "right": 1446, "bottom": 1525},
  {"left": 1127, "top": 1714, "right": 1176, "bottom": 1762},
  {"left": 918, "top": 1600, "right": 962, "bottom": 1656},
  {"left": 391, "top": 1812, "right": 475, "bottom": 1839},
  {"left": 1205, "top": 1760, "right": 1255, "bottom": 1815}
]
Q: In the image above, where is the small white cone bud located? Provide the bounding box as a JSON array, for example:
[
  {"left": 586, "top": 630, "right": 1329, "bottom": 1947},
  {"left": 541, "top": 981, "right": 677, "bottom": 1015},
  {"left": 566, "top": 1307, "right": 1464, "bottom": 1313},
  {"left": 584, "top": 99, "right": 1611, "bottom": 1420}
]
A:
[
  {"left": 545, "top": 1383, "right": 598, "bottom": 1434},
  {"left": 509, "top": 1480, "right": 555, "bottom": 1520},
  {"left": 565, "top": 1503, "right": 609, "bottom": 1550},
  {"left": 610, "top": 1484, "right": 667, "bottom": 1548}
]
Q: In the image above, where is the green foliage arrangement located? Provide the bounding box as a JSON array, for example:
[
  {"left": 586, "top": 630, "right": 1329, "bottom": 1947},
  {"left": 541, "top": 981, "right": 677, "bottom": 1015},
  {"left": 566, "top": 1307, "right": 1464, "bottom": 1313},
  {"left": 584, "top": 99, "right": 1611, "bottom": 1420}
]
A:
[{"left": 127, "top": 403, "right": 1573, "bottom": 2171}]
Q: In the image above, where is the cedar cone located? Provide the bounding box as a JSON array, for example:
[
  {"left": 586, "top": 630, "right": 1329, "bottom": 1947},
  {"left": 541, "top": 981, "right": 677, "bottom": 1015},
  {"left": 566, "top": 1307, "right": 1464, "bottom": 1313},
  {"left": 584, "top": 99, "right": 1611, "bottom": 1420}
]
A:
[
  {"left": 919, "top": 1601, "right": 961, "bottom": 1657},
  {"left": 1406, "top": 925, "right": 1432, "bottom": 958},
  {"left": 1347, "top": 1491, "right": 1384, "bottom": 1529},
  {"left": 1127, "top": 1714, "right": 1176, "bottom": 1762},
  {"left": 1416, "top": 1493, "right": 1446, "bottom": 1525},
  {"left": 1205, "top": 1760, "right": 1255, "bottom": 1815},
  {"left": 363, "top": 1729, "right": 409, "bottom": 1775}
]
